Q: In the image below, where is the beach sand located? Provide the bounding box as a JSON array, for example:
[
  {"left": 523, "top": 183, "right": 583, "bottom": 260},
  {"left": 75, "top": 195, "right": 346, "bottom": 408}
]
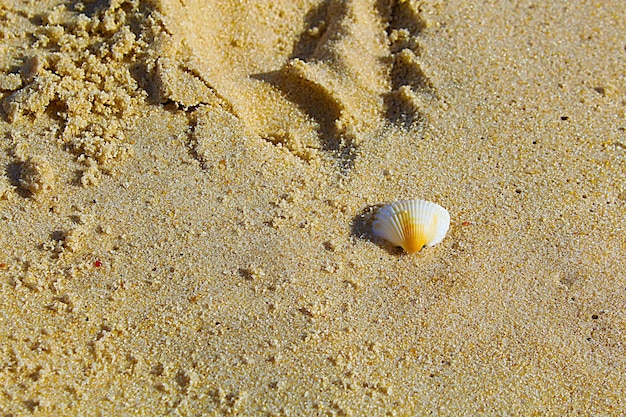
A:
[{"left": 0, "top": 0, "right": 625, "bottom": 415}]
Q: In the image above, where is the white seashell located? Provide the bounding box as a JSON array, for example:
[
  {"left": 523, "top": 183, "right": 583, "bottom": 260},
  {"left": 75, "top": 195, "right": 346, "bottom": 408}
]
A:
[{"left": 372, "top": 199, "right": 450, "bottom": 253}]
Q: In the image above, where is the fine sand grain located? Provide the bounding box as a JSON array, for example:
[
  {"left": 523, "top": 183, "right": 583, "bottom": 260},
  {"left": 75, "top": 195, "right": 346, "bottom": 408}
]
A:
[{"left": 0, "top": 0, "right": 625, "bottom": 415}]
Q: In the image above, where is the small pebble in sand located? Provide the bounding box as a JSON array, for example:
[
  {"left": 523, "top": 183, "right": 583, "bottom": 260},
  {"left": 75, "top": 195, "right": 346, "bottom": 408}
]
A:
[{"left": 372, "top": 199, "right": 450, "bottom": 253}]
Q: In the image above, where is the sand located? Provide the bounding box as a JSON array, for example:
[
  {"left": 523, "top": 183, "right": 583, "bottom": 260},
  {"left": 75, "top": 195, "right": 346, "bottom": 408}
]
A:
[{"left": 0, "top": 0, "right": 624, "bottom": 415}]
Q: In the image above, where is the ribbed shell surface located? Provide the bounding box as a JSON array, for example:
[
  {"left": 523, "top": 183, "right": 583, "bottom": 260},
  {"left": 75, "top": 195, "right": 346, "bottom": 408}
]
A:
[{"left": 372, "top": 199, "right": 450, "bottom": 253}]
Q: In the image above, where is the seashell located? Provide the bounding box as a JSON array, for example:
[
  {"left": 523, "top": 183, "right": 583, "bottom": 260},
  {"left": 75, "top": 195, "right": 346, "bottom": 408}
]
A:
[{"left": 372, "top": 199, "right": 450, "bottom": 253}]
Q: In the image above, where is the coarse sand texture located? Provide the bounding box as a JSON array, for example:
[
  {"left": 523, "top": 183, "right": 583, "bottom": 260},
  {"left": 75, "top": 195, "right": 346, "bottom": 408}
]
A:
[{"left": 0, "top": 0, "right": 625, "bottom": 415}]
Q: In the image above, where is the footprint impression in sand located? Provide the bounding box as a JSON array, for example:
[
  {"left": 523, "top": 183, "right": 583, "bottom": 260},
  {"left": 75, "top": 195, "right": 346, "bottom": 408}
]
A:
[{"left": 153, "top": 0, "right": 435, "bottom": 169}]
